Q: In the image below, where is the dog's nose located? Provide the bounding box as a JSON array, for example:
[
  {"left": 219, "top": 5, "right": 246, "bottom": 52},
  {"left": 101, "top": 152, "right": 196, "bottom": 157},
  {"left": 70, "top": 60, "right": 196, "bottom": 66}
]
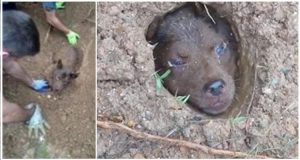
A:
[{"left": 204, "top": 80, "right": 225, "bottom": 96}]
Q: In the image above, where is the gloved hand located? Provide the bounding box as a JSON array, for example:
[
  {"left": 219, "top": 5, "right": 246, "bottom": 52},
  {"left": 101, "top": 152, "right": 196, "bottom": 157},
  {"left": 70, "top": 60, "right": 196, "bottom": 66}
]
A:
[
  {"left": 25, "top": 103, "right": 50, "bottom": 138},
  {"left": 55, "top": 2, "right": 65, "bottom": 9},
  {"left": 66, "top": 31, "right": 80, "bottom": 45},
  {"left": 32, "top": 79, "right": 50, "bottom": 92}
]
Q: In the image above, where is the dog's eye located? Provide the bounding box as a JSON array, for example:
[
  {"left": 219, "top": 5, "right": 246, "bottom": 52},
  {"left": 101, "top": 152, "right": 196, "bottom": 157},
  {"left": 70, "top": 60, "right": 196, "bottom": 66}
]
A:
[
  {"left": 215, "top": 42, "right": 227, "bottom": 56},
  {"left": 168, "top": 58, "right": 185, "bottom": 67},
  {"left": 61, "top": 73, "right": 67, "bottom": 79}
]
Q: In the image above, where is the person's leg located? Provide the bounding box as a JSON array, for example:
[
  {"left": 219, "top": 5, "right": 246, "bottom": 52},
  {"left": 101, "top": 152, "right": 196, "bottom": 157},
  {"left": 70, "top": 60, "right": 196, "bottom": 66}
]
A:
[{"left": 3, "top": 97, "right": 34, "bottom": 123}]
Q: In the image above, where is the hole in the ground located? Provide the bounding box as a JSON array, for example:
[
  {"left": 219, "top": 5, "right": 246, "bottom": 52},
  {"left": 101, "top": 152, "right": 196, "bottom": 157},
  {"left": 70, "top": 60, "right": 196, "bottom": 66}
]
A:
[{"left": 146, "top": 2, "right": 256, "bottom": 119}]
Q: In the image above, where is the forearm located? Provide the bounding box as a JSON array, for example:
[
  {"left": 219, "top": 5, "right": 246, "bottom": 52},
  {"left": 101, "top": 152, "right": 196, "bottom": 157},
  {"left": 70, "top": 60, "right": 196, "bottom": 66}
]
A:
[
  {"left": 45, "top": 11, "right": 70, "bottom": 34},
  {"left": 3, "top": 58, "right": 33, "bottom": 87}
]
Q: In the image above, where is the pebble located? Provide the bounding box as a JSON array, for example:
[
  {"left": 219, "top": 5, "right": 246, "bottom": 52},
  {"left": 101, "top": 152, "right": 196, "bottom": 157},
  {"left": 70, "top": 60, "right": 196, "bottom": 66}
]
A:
[
  {"left": 262, "top": 87, "right": 272, "bottom": 94},
  {"left": 144, "top": 111, "right": 153, "bottom": 120},
  {"left": 127, "top": 120, "right": 135, "bottom": 128},
  {"left": 129, "top": 148, "right": 138, "bottom": 154},
  {"left": 271, "top": 78, "right": 279, "bottom": 86},
  {"left": 136, "top": 124, "right": 143, "bottom": 129},
  {"left": 61, "top": 114, "right": 67, "bottom": 123},
  {"left": 47, "top": 95, "right": 51, "bottom": 99},
  {"left": 274, "top": 8, "right": 285, "bottom": 21},
  {"left": 286, "top": 118, "right": 296, "bottom": 135},
  {"left": 133, "top": 153, "right": 145, "bottom": 159},
  {"left": 109, "top": 6, "right": 120, "bottom": 16}
]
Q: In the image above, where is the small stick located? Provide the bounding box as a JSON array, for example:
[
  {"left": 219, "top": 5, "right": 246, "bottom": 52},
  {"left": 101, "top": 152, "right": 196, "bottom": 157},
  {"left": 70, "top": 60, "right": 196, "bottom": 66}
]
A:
[
  {"left": 204, "top": 4, "right": 216, "bottom": 24},
  {"left": 97, "top": 121, "right": 270, "bottom": 159},
  {"left": 283, "top": 100, "right": 297, "bottom": 113},
  {"left": 85, "top": 6, "right": 94, "bottom": 20},
  {"left": 43, "top": 26, "right": 51, "bottom": 44},
  {"left": 85, "top": 18, "right": 95, "bottom": 24},
  {"left": 165, "top": 127, "right": 178, "bottom": 138},
  {"left": 246, "top": 52, "right": 258, "bottom": 114},
  {"left": 75, "top": 6, "right": 95, "bottom": 27}
]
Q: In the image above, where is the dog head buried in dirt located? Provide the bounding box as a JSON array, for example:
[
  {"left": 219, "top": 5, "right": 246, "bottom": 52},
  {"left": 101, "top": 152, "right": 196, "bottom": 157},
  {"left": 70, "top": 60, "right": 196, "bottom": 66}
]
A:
[
  {"left": 51, "top": 60, "right": 79, "bottom": 92},
  {"left": 146, "top": 3, "right": 238, "bottom": 115},
  {"left": 50, "top": 47, "right": 83, "bottom": 92}
]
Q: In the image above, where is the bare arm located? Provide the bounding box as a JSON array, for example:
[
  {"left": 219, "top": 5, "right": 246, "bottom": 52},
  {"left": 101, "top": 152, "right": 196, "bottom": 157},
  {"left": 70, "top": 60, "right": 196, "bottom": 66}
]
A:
[
  {"left": 3, "top": 57, "right": 33, "bottom": 87},
  {"left": 44, "top": 10, "right": 70, "bottom": 34}
]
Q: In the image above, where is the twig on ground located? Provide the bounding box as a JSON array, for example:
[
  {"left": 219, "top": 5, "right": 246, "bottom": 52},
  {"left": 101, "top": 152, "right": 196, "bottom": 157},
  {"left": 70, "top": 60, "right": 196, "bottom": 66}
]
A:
[
  {"left": 283, "top": 100, "right": 297, "bottom": 113},
  {"left": 97, "top": 121, "right": 271, "bottom": 159},
  {"left": 84, "top": 6, "right": 94, "bottom": 20},
  {"left": 204, "top": 4, "right": 216, "bottom": 24},
  {"left": 85, "top": 18, "right": 95, "bottom": 24},
  {"left": 246, "top": 52, "right": 258, "bottom": 115},
  {"left": 43, "top": 26, "right": 51, "bottom": 44},
  {"left": 165, "top": 127, "right": 178, "bottom": 138},
  {"left": 77, "top": 6, "right": 95, "bottom": 26}
]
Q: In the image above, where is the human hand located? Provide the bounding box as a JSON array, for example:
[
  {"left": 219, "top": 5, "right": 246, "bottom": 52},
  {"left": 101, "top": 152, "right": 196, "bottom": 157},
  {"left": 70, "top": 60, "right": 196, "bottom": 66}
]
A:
[
  {"left": 25, "top": 103, "right": 50, "bottom": 138},
  {"left": 32, "top": 79, "right": 50, "bottom": 92},
  {"left": 66, "top": 31, "right": 80, "bottom": 45},
  {"left": 55, "top": 2, "right": 65, "bottom": 9}
]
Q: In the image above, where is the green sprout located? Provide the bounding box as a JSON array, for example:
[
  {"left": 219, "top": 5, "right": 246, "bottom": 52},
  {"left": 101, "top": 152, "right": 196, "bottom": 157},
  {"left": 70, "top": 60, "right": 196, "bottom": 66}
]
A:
[
  {"left": 230, "top": 113, "right": 247, "bottom": 126},
  {"left": 176, "top": 95, "right": 190, "bottom": 105},
  {"left": 154, "top": 69, "right": 171, "bottom": 92}
]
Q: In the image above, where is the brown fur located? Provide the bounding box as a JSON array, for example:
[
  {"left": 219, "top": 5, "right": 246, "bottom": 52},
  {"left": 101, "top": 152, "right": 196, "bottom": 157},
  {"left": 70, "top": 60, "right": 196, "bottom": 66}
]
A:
[
  {"left": 146, "top": 3, "right": 238, "bottom": 115},
  {"left": 46, "top": 47, "right": 83, "bottom": 92}
]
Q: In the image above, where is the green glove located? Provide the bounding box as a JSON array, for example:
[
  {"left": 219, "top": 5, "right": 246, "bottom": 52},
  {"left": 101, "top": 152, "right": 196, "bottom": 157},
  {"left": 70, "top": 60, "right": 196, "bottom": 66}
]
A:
[
  {"left": 66, "top": 31, "right": 80, "bottom": 45},
  {"left": 55, "top": 2, "right": 65, "bottom": 9}
]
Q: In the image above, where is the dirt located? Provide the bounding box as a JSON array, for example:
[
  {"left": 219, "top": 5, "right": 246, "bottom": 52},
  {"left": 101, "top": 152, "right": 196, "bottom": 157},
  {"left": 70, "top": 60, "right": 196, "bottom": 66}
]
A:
[
  {"left": 3, "top": 2, "right": 96, "bottom": 158},
  {"left": 97, "top": 2, "right": 298, "bottom": 158}
]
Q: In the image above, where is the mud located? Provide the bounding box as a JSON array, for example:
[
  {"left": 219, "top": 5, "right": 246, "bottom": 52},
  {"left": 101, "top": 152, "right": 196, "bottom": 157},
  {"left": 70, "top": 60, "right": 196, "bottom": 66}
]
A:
[
  {"left": 97, "top": 2, "right": 298, "bottom": 158},
  {"left": 3, "top": 2, "right": 96, "bottom": 158}
]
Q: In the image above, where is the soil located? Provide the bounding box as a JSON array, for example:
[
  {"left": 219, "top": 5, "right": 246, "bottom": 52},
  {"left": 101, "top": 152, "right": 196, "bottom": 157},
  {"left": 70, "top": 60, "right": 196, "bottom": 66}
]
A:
[
  {"left": 97, "top": 2, "right": 298, "bottom": 158},
  {"left": 3, "top": 2, "right": 96, "bottom": 158}
]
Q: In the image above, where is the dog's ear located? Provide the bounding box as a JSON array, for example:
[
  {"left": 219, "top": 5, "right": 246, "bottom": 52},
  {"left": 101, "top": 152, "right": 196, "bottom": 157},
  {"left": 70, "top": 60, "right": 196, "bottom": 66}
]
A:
[
  {"left": 193, "top": 3, "right": 205, "bottom": 16},
  {"left": 57, "top": 59, "right": 63, "bottom": 69},
  {"left": 145, "top": 16, "right": 164, "bottom": 45}
]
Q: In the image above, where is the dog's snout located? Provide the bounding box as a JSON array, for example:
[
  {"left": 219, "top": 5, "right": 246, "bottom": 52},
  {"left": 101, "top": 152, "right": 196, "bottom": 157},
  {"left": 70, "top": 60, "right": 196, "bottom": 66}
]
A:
[{"left": 204, "top": 80, "right": 225, "bottom": 96}]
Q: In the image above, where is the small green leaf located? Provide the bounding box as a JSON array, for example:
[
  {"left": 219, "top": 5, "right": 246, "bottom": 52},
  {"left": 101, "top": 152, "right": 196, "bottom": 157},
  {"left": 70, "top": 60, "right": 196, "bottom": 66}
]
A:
[
  {"left": 176, "top": 95, "right": 190, "bottom": 104},
  {"left": 155, "top": 74, "right": 163, "bottom": 91},
  {"left": 154, "top": 69, "right": 171, "bottom": 93},
  {"left": 231, "top": 116, "right": 247, "bottom": 125},
  {"left": 182, "top": 95, "right": 190, "bottom": 104},
  {"left": 160, "top": 69, "right": 171, "bottom": 80}
]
